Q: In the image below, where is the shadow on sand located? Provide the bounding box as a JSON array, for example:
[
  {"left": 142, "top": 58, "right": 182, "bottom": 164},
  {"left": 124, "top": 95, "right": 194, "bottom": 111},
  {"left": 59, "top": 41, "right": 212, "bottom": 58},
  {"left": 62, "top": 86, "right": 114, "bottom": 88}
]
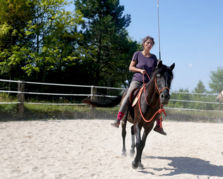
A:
[{"left": 139, "top": 155, "right": 223, "bottom": 177}]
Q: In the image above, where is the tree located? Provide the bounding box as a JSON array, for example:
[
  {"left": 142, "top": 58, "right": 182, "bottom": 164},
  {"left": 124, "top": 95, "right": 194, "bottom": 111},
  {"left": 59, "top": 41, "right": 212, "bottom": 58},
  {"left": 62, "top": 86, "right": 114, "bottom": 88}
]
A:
[
  {"left": 0, "top": 0, "right": 85, "bottom": 83},
  {"left": 209, "top": 67, "right": 223, "bottom": 93},
  {"left": 193, "top": 80, "right": 206, "bottom": 93},
  {"left": 0, "top": 0, "right": 34, "bottom": 79},
  {"left": 0, "top": 0, "right": 139, "bottom": 89},
  {"left": 169, "top": 89, "right": 191, "bottom": 108},
  {"left": 23, "top": 0, "right": 84, "bottom": 82},
  {"left": 75, "top": 0, "right": 138, "bottom": 86}
]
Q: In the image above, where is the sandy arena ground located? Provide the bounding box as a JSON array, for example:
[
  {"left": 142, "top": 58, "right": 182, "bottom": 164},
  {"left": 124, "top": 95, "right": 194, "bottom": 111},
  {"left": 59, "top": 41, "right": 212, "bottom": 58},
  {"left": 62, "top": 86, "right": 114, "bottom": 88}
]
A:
[{"left": 0, "top": 119, "right": 223, "bottom": 179}]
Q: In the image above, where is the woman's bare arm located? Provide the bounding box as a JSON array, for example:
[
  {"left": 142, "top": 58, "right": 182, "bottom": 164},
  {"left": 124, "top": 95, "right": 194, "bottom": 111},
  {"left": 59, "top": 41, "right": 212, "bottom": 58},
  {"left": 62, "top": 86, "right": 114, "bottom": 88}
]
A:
[{"left": 129, "top": 60, "right": 145, "bottom": 74}]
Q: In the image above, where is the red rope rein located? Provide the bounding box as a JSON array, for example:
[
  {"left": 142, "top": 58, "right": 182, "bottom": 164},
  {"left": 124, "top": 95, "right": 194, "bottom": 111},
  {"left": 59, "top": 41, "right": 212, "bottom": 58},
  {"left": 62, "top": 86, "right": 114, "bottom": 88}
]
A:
[{"left": 138, "top": 72, "right": 169, "bottom": 123}]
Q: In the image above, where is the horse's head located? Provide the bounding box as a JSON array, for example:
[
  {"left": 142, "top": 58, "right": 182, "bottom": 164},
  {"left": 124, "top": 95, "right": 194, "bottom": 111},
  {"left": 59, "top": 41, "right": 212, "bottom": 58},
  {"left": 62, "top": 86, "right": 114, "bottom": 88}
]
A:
[
  {"left": 152, "top": 61, "right": 175, "bottom": 105},
  {"left": 216, "top": 91, "right": 223, "bottom": 103}
]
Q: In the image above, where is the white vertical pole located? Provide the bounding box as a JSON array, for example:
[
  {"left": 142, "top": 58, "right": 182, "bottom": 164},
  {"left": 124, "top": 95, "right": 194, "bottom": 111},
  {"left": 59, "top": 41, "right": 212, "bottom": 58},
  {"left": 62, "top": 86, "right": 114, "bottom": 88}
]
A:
[{"left": 157, "top": 0, "right": 161, "bottom": 60}]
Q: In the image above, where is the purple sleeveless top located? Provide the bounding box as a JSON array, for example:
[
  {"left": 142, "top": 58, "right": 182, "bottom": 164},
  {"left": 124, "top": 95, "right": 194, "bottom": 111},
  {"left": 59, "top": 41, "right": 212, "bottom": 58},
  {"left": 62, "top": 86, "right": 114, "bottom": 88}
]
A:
[{"left": 131, "top": 51, "right": 158, "bottom": 83}]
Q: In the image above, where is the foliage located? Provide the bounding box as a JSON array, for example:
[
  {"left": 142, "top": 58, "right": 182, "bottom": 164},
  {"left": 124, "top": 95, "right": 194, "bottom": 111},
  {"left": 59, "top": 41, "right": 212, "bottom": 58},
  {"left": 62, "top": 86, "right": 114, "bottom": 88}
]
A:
[
  {"left": 209, "top": 67, "right": 223, "bottom": 93},
  {"left": 0, "top": 0, "right": 34, "bottom": 79},
  {"left": 74, "top": 0, "right": 139, "bottom": 86},
  {"left": 0, "top": 0, "right": 85, "bottom": 83},
  {"left": 0, "top": 0, "right": 139, "bottom": 90},
  {"left": 22, "top": 0, "right": 85, "bottom": 82},
  {"left": 168, "top": 88, "right": 222, "bottom": 111},
  {"left": 193, "top": 80, "right": 206, "bottom": 93}
]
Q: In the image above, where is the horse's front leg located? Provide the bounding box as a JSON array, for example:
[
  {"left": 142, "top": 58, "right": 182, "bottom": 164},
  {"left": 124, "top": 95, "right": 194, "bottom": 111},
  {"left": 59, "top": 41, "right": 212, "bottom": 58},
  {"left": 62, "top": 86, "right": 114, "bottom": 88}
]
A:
[
  {"left": 132, "top": 125, "right": 150, "bottom": 169},
  {"left": 132, "top": 123, "right": 142, "bottom": 169},
  {"left": 137, "top": 129, "right": 150, "bottom": 169},
  {"left": 121, "top": 116, "right": 127, "bottom": 156}
]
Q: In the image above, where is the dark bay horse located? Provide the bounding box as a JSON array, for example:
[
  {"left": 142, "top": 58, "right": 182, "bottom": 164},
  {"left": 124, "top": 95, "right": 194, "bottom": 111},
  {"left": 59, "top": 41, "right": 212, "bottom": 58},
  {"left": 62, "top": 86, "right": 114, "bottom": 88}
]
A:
[{"left": 83, "top": 61, "right": 175, "bottom": 169}]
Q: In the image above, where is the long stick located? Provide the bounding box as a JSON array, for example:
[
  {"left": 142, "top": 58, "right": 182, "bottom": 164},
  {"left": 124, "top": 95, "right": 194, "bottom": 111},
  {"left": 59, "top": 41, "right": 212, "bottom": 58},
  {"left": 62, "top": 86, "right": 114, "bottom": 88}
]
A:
[{"left": 157, "top": 0, "right": 161, "bottom": 60}]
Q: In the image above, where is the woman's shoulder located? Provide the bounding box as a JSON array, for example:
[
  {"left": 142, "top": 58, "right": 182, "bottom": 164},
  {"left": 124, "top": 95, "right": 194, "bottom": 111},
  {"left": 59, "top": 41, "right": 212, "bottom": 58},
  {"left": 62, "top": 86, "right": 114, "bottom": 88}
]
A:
[
  {"left": 150, "top": 53, "right": 157, "bottom": 58},
  {"left": 134, "top": 51, "right": 141, "bottom": 55},
  {"left": 150, "top": 53, "right": 158, "bottom": 60},
  {"left": 132, "top": 51, "right": 141, "bottom": 60}
]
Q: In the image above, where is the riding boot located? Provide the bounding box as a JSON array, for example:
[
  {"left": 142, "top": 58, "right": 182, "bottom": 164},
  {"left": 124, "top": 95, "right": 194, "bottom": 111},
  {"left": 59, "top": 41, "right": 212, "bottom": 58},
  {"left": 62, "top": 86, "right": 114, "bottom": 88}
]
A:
[
  {"left": 111, "top": 112, "right": 124, "bottom": 128},
  {"left": 154, "top": 118, "right": 167, "bottom": 135}
]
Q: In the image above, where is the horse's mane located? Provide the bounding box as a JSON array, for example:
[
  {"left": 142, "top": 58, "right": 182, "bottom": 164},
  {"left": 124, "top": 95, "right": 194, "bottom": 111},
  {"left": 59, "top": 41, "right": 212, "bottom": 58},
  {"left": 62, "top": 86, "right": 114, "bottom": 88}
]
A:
[
  {"left": 145, "top": 63, "right": 174, "bottom": 89},
  {"left": 154, "top": 63, "right": 174, "bottom": 77}
]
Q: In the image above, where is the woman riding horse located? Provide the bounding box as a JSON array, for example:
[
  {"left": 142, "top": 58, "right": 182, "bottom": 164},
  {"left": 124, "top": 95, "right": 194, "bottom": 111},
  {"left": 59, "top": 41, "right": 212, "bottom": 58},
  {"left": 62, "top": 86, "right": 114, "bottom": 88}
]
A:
[
  {"left": 111, "top": 35, "right": 166, "bottom": 135},
  {"left": 83, "top": 59, "right": 175, "bottom": 169}
]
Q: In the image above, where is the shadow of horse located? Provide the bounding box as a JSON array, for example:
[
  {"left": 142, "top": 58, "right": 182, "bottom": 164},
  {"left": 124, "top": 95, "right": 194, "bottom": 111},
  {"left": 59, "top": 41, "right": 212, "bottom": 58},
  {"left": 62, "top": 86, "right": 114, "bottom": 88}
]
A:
[{"left": 139, "top": 155, "right": 223, "bottom": 177}]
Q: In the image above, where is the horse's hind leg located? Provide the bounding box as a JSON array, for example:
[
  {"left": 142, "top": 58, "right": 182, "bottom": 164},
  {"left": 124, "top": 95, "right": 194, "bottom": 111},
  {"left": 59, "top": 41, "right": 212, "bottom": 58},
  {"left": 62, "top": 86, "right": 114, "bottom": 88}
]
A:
[
  {"left": 121, "top": 116, "right": 127, "bottom": 156},
  {"left": 130, "top": 125, "right": 135, "bottom": 156}
]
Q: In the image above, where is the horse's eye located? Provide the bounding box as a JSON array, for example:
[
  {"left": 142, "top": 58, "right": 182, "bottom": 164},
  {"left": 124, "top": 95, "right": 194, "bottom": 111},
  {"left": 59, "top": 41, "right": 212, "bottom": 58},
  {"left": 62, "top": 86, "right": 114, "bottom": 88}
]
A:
[{"left": 156, "top": 74, "right": 161, "bottom": 78}]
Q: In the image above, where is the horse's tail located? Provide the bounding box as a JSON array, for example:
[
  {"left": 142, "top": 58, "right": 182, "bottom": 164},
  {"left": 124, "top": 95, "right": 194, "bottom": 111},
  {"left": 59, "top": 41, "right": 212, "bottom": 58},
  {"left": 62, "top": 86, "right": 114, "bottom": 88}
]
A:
[{"left": 82, "top": 95, "right": 122, "bottom": 107}]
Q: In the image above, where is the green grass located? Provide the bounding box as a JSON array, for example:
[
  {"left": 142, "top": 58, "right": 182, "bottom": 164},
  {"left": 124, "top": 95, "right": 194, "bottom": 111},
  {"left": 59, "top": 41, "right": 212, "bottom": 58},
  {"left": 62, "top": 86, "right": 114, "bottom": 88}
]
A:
[
  {"left": 166, "top": 108, "right": 223, "bottom": 122},
  {"left": 0, "top": 93, "right": 17, "bottom": 102},
  {"left": 25, "top": 104, "right": 90, "bottom": 112},
  {"left": 0, "top": 102, "right": 119, "bottom": 120},
  {"left": 0, "top": 104, "right": 17, "bottom": 113}
]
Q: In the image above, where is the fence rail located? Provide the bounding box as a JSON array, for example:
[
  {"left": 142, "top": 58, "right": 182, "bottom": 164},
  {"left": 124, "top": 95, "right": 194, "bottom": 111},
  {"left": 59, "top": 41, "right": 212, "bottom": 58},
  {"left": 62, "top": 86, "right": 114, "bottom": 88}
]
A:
[
  {"left": 0, "top": 79, "right": 222, "bottom": 115},
  {"left": 0, "top": 79, "right": 123, "bottom": 90}
]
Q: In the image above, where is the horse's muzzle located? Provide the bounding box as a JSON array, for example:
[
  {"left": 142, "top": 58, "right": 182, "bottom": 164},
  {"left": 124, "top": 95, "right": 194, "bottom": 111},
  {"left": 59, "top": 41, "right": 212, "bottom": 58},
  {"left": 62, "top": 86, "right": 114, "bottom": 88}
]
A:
[{"left": 160, "top": 90, "right": 170, "bottom": 104}]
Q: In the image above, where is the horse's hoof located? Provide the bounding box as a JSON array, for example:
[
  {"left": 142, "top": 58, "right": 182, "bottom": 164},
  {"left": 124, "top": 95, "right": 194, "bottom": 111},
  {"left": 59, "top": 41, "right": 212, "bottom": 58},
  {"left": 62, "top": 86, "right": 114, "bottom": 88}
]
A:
[
  {"left": 122, "top": 151, "right": 127, "bottom": 157},
  {"left": 130, "top": 149, "right": 135, "bottom": 157},
  {"left": 138, "top": 162, "right": 144, "bottom": 169},
  {"left": 132, "top": 161, "right": 138, "bottom": 169}
]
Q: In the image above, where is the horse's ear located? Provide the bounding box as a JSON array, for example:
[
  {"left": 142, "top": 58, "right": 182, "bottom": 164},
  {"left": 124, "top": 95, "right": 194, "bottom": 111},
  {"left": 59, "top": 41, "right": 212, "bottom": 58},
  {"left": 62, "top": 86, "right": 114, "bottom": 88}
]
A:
[
  {"left": 170, "top": 63, "right": 175, "bottom": 71},
  {"left": 156, "top": 60, "right": 163, "bottom": 68}
]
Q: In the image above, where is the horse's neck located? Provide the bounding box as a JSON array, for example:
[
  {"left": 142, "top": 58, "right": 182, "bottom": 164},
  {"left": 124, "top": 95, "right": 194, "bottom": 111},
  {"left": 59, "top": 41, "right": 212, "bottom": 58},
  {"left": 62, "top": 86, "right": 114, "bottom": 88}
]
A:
[{"left": 145, "top": 79, "right": 160, "bottom": 107}]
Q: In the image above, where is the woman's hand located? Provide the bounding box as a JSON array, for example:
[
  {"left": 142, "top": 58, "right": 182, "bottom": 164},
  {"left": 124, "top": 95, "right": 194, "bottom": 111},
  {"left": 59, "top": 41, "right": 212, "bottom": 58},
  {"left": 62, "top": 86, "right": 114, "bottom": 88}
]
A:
[{"left": 140, "top": 69, "right": 146, "bottom": 74}]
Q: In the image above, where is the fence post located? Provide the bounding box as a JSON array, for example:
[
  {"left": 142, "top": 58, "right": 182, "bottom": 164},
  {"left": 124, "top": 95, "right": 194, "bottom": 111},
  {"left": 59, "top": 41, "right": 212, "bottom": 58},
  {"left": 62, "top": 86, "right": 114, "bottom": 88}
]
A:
[
  {"left": 17, "top": 81, "right": 25, "bottom": 117},
  {"left": 90, "top": 85, "right": 96, "bottom": 118}
]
